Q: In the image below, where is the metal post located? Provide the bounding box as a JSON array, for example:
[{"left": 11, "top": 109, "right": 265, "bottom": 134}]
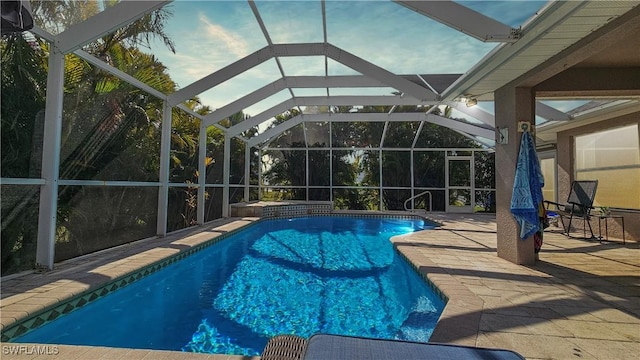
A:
[
  {"left": 156, "top": 101, "right": 171, "bottom": 236},
  {"left": 197, "top": 124, "right": 207, "bottom": 224},
  {"left": 329, "top": 122, "right": 333, "bottom": 204},
  {"left": 303, "top": 123, "right": 309, "bottom": 201},
  {"left": 244, "top": 143, "right": 250, "bottom": 202},
  {"left": 258, "top": 148, "right": 263, "bottom": 200},
  {"left": 410, "top": 149, "right": 415, "bottom": 210},
  {"left": 222, "top": 134, "right": 231, "bottom": 217},
  {"left": 379, "top": 149, "right": 384, "bottom": 210},
  {"left": 35, "top": 48, "right": 65, "bottom": 270},
  {"left": 379, "top": 122, "right": 389, "bottom": 210},
  {"left": 471, "top": 150, "right": 476, "bottom": 211}
]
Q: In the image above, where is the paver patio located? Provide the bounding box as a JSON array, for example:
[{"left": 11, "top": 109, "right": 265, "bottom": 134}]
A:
[{"left": 1, "top": 213, "right": 638, "bottom": 359}]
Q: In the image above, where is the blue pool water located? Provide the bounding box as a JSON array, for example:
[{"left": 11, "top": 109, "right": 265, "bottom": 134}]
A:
[{"left": 15, "top": 216, "right": 445, "bottom": 356}]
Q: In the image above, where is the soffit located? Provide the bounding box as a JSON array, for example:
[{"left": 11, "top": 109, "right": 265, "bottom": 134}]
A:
[{"left": 445, "top": 1, "right": 640, "bottom": 102}]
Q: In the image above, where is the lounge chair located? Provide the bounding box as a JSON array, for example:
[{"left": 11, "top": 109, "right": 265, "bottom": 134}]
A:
[
  {"left": 261, "top": 334, "right": 308, "bottom": 360},
  {"left": 544, "top": 180, "right": 598, "bottom": 239},
  {"left": 261, "top": 334, "right": 525, "bottom": 360}
]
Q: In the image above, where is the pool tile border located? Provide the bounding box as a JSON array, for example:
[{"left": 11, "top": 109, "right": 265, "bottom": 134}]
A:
[
  {"left": 1, "top": 221, "right": 259, "bottom": 342},
  {"left": 392, "top": 244, "right": 484, "bottom": 346},
  {"left": 395, "top": 251, "right": 449, "bottom": 304},
  {"left": 3, "top": 213, "right": 637, "bottom": 360}
]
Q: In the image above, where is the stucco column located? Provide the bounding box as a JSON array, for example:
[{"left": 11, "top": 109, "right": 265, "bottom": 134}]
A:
[
  {"left": 556, "top": 130, "right": 573, "bottom": 202},
  {"left": 494, "top": 86, "right": 536, "bottom": 265}
]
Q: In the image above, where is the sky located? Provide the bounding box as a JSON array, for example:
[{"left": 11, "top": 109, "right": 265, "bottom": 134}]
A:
[{"left": 146, "top": 0, "right": 548, "bottom": 122}]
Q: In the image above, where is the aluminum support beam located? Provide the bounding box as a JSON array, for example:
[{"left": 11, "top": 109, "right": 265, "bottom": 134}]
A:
[
  {"left": 57, "top": 1, "right": 170, "bottom": 53},
  {"left": 248, "top": 112, "right": 494, "bottom": 147},
  {"left": 249, "top": 0, "right": 274, "bottom": 44},
  {"left": 244, "top": 144, "right": 251, "bottom": 202},
  {"left": 411, "top": 121, "right": 426, "bottom": 148},
  {"left": 328, "top": 121, "right": 333, "bottom": 203},
  {"left": 175, "top": 104, "right": 204, "bottom": 120},
  {"left": 168, "top": 46, "right": 277, "bottom": 106},
  {"left": 258, "top": 148, "right": 263, "bottom": 200},
  {"left": 175, "top": 104, "right": 227, "bottom": 132},
  {"left": 171, "top": 43, "right": 437, "bottom": 107},
  {"left": 197, "top": 125, "right": 207, "bottom": 225},
  {"left": 222, "top": 135, "right": 231, "bottom": 217},
  {"left": 440, "top": 1, "right": 586, "bottom": 101},
  {"left": 203, "top": 78, "right": 287, "bottom": 126},
  {"left": 249, "top": 114, "right": 305, "bottom": 147},
  {"left": 380, "top": 121, "right": 389, "bottom": 147},
  {"left": 378, "top": 148, "right": 384, "bottom": 210},
  {"left": 535, "top": 102, "right": 571, "bottom": 122},
  {"left": 227, "top": 95, "right": 436, "bottom": 137},
  {"left": 443, "top": 101, "right": 496, "bottom": 127},
  {"left": 29, "top": 25, "right": 56, "bottom": 43},
  {"left": 74, "top": 49, "right": 168, "bottom": 101},
  {"left": 426, "top": 114, "right": 494, "bottom": 139},
  {"left": 156, "top": 101, "right": 172, "bottom": 236},
  {"left": 0, "top": 178, "right": 46, "bottom": 186},
  {"left": 57, "top": 180, "right": 160, "bottom": 186},
  {"left": 395, "top": 0, "right": 519, "bottom": 42},
  {"left": 36, "top": 49, "right": 65, "bottom": 270},
  {"left": 305, "top": 146, "right": 310, "bottom": 200},
  {"left": 169, "top": 43, "right": 326, "bottom": 106},
  {"left": 294, "top": 95, "right": 437, "bottom": 107},
  {"left": 324, "top": 44, "right": 436, "bottom": 101},
  {"left": 228, "top": 99, "right": 297, "bottom": 137},
  {"left": 409, "top": 149, "right": 415, "bottom": 210},
  {"left": 203, "top": 76, "right": 393, "bottom": 127},
  {"left": 454, "top": 129, "right": 495, "bottom": 148},
  {"left": 287, "top": 75, "right": 386, "bottom": 88}
]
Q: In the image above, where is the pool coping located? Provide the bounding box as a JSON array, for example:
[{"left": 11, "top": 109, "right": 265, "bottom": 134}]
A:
[
  {"left": 5, "top": 213, "right": 638, "bottom": 359},
  {"left": 392, "top": 244, "right": 482, "bottom": 346},
  {"left": 1, "top": 217, "right": 262, "bottom": 341},
  {"left": 1, "top": 213, "right": 449, "bottom": 352}
]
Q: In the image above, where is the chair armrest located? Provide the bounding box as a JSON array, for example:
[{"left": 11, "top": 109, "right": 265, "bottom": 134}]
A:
[
  {"left": 544, "top": 200, "right": 562, "bottom": 209},
  {"left": 568, "top": 202, "right": 595, "bottom": 211}
]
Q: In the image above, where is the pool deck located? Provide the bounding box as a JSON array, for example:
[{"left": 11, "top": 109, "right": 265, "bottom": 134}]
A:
[{"left": 1, "top": 213, "right": 638, "bottom": 359}]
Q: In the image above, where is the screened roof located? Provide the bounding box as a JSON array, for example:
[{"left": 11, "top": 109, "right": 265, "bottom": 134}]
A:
[
  {"left": 28, "top": 0, "right": 640, "bottom": 149},
  {"left": 4, "top": 0, "right": 639, "bottom": 274}
]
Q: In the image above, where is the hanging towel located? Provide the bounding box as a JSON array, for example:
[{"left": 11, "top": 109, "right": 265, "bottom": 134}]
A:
[{"left": 510, "top": 131, "right": 545, "bottom": 240}]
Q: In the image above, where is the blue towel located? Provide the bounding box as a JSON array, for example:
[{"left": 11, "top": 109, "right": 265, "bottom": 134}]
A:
[{"left": 510, "top": 131, "right": 545, "bottom": 240}]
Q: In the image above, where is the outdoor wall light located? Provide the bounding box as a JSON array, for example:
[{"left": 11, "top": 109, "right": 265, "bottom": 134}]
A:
[{"left": 465, "top": 97, "right": 478, "bottom": 107}]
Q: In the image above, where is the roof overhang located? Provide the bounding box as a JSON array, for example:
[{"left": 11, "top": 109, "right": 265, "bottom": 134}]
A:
[{"left": 442, "top": 2, "right": 640, "bottom": 102}]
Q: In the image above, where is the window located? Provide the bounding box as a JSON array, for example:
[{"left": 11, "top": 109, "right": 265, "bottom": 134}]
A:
[
  {"left": 539, "top": 156, "right": 556, "bottom": 204},
  {"left": 574, "top": 124, "right": 640, "bottom": 209}
]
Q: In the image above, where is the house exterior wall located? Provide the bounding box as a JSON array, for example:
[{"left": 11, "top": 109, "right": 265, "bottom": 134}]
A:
[
  {"left": 495, "top": 86, "right": 536, "bottom": 264},
  {"left": 556, "top": 111, "right": 640, "bottom": 242}
]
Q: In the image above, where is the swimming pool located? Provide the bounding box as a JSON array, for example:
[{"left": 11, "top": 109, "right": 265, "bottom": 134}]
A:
[{"left": 14, "top": 216, "right": 445, "bottom": 356}]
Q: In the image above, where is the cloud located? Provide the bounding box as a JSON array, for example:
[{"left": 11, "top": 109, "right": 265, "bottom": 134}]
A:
[
  {"left": 151, "top": 0, "right": 544, "bottom": 111},
  {"left": 324, "top": 1, "right": 497, "bottom": 74},
  {"left": 253, "top": 1, "right": 324, "bottom": 44},
  {"left": 198, "top": 13, "right": 250, "bottom": 60}
]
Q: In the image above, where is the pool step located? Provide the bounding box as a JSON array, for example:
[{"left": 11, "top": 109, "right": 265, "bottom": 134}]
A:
[{"left": 396, "top": 311, "right": 440, "bottom": 342}]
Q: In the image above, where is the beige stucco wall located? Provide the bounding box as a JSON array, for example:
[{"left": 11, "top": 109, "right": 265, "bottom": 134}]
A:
[
  {"left": 495, "top": 87, "right": 536, "bottom": 264},
  {"left": 556, "top": 111, "right": 639, "bottom": 242}
]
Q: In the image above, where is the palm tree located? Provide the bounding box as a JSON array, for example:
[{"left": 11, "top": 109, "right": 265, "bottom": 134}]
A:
[
  {"left": 1, "top": 2, "right": 179, "bottom": 273},
  {"left": 1, "top": 31, "right": 49, "bottom": 273}
]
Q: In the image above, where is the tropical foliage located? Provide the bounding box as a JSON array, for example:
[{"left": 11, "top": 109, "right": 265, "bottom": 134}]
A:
[
  {"left": 1, "top": 3, "right": 494, "bottom": 275},
  {"left": 1, "top": 2, "right": 202, "bottom": 274},
  {"left": 261, "top": 105, "right": 494, "bottom": 211}
]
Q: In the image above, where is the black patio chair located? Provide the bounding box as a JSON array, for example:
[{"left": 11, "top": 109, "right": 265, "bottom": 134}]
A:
[{"left": 545, "top": 180, "right": 598, "bottom": 239}]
